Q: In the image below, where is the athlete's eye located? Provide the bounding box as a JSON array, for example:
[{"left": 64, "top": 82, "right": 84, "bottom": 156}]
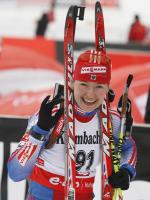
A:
[
  {"left": 80, "top": 82, "right": 87, "bottom": 87},
  {"left": 96, "top": 85, "right": 103, "bottom": 89}
]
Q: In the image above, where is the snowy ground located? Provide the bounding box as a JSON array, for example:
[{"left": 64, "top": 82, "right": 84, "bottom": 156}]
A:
[
  {"left": 94, "top": 164, "right": 150, "bottom": 199},
  {"left": 95, "top": 180, "right": 150, "bottom": 199}
]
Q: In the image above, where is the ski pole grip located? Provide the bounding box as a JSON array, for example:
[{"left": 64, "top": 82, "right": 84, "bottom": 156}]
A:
[
  {"left": 121, "top": 93, "right": 128, "bottom": 117},
  {"left": 121, "top": 74, "right": 133, "bottom": 117},
  {"left": 127, "top": 74, "right": 133, "bottom": 88}
]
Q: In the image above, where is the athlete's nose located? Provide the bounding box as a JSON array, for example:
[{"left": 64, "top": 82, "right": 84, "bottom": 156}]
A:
[{"left": 86, "top": 87, "right": 96, "bottom": 99}]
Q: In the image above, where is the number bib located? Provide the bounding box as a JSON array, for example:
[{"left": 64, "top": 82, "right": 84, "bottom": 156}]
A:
[
  {"left": 75, "top": 114, "right": 100, "bottom": 177},
  {"left": 38, "top": 113, "right": 100, "bottom": 178}
]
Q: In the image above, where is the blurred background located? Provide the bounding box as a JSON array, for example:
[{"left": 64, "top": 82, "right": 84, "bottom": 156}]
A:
[{"left": 0, "top": 0, "right": 150, "bottom": 199}]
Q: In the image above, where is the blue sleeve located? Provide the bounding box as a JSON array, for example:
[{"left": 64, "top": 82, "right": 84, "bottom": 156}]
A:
[
  {"left": 7, "top": 132, "right": 44, "bottom": 181},
  {"left": 7, "top": 113, "right": 46, "bottom": 182},
  {"left": 120, "top": 137, "right": 137, "bottom": 179},
  {"left": 111, "top": 111, "right": 137, "bottom": 179}
]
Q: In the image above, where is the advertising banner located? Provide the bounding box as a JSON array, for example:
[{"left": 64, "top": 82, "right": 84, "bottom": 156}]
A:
[
  {"left": 0, "top": 37, "right": 63, "bottom": 117},
  {"left": 0, "top": 38, "right": 150, "bottom": 123}
]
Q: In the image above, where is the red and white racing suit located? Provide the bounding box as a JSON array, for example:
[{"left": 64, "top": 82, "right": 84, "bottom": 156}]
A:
[{"left": 8, "top": 108, "right": 137, "bottom": 200}]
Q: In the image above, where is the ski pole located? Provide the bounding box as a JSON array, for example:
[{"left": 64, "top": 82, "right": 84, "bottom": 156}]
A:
[{"left": 113, "top": 74, "right": 133, "bottom": 200}]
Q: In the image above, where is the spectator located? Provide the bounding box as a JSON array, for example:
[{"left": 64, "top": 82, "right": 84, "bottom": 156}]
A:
[
  {"left": 128, "top": 15, "right": 148, "bottom": 43},
  {"left": 35, "top": 2, "right": 55, "bottom": 37}
]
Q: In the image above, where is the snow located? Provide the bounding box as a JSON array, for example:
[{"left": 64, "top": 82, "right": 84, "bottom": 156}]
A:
[
  {"left": 94, "top": 164, "right": 150, "bottom": 199},
  {"left": 0, "top": 68, "right": 63, "bottom": 95},
  {"left": 123, "top": 181, "right": 150, "bottom": 199}
]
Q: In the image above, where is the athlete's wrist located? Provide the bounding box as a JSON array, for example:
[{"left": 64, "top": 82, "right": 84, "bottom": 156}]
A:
[{"left": 30, "top": 125, "right": 48, "bottom": 141}]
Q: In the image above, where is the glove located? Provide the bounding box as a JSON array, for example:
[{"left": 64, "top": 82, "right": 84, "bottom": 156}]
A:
[
  {"left": 117, "top": 96, "right": 133, "bottom": 136},
  {"left": 37, "top": 95, "right": 64, "bottom": 131},
  {"left": 108, "top": 168, "right": 130, "bottom": 190}
]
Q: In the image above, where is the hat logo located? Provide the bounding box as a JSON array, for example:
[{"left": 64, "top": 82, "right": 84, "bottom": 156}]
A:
[
  {"left": 91, "top": 74, "right": 96, "bottom": 80},
  {"left": 81, "top": 66, "right": 106, "bottom": 74},
  {"left": 90, "top": 67, "right": 94, "bottom": 72}
]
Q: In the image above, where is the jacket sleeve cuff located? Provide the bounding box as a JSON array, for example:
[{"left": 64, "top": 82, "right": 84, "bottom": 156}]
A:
[
  {"left": 32, "top": 125, "right": 49, "bottom": 135},
  {"left": 121, "top": 164, "right": 136, "bottom": 179}
]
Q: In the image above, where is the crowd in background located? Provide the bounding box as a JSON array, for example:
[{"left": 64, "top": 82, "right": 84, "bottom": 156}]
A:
[{"left": 128, "top": 14, "right": 149, "bottom": 44}]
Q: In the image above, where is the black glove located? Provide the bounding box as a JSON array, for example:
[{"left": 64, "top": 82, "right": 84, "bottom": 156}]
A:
[
  {"left": 37, "top": 95, "right": 64, "bottom": 131},
  {"left": 108, "top": 168, "right": 130, "bottom": 190},
  {"left": 117, "top": 96, "right": 133, "bottom": 136}
]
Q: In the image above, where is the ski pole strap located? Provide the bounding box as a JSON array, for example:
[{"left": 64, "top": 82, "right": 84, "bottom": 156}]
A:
[{"left": 45, "top": 114, "right": 64, "bottom": 149}]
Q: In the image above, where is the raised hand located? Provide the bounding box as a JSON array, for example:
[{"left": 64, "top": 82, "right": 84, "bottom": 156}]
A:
[{"left": 37, "top": 95, "right": 64, "bottom": 131}]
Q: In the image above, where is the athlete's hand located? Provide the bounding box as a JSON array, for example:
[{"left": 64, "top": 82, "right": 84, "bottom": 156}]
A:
[
  {"left": 117, "top": 96, "right": 133, "bottom": 136},
  {"left": 37, "top": 95, "right": 64, "bottom": 131},
  {"left": 108, "top": 168, "right": 130, "bottom": 190}
]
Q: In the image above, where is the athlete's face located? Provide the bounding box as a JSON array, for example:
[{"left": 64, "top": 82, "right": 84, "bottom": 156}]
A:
[{"left": 73, "top": 81, "right": 109, "bottom": 112}]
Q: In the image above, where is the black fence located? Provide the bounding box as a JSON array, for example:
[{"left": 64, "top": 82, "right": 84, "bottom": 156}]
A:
[
  {"left": 0, "top": 117, "right": 28, "bottom": 200},
  {"left": 0, "top": 117, "right": 150, "bottom": 199}
]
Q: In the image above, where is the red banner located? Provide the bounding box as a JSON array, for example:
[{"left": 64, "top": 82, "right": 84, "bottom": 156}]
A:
[
  {"left": 0, "top": 38, "right": 150, "bottom": 124},
  {"left": 0, "top": 37, "right": 64, "bottom": 117},
  {"left": 108, "top": 50, "right": 150, "bottom": 124}
]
